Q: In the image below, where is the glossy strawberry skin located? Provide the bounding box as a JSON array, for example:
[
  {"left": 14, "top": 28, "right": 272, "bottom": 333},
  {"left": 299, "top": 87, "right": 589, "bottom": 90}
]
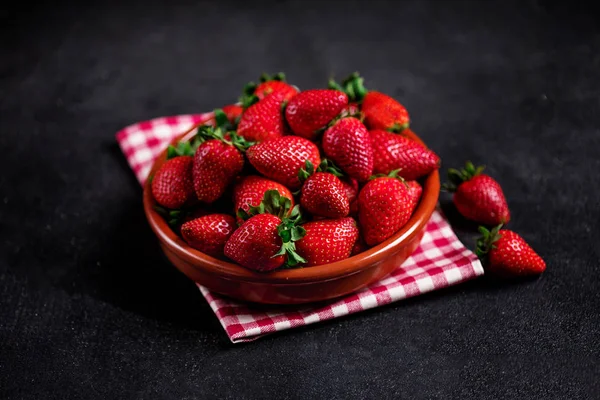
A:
[
  {"left": 454, "top": 174, "right": 510, "bottom": 225},
  {"left": 294, "top": 218, "right": 359, "bottom": 267},
  {"left": 233, "top": 176, "right": 294, "bottom": 223},
  {"left": 362, "top": 91, "right": 410, "bottom": 131},
  {"left": 255, "top": 80, "right": 298, "bottom": 102},
  {"left": 151, "top": 156, "right": 195, "bottom": 209},
  {"left": 488, "top": 230, "right": 546, "bottom": 277},
  {"left": 358, "top": 177, "right": 413, "bottom": 246},
  {"left": 193, "top": 140, "right": 244, "bottom": 203},
  {"left": 180, "top": 214, "right": 236, "bottom": 258},
  {"left": 322, "top": 117, "right": 374, "bottom": 182},
  {"left": 222, "top": 104, "right": 243, "bottom": 123},
  {"left": 300, "top": 172, "right": 350, "bottom": 218},
  {"left": 341, "top": 178, "right": 359, "bottom": 215},
  {"left": 246, "top": 136, "right": 321, "bottom": 190},
  {"left": 406, "top": 180, "right": 423, "bottom": 212},
  {"left": 224, "top": 213, "right": 285, "bottom": 272},
  {"left": 370, "top": 129, "right": 440, "bottom": 180},
  {"left": 285, "top": 89, "right": 348, "bottom": 140},
  {"left": 237, "top": 93, "right": 287, "bottom": 143}
]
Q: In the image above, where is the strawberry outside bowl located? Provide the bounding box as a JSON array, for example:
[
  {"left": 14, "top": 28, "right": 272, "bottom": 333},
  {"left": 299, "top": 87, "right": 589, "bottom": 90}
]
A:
[{"left": 143, "top": 121, "right": 440, "bottom": 305}]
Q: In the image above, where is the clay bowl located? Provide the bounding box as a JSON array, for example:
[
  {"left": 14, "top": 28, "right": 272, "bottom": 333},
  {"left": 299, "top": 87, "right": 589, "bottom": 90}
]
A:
[{"left": 143, "top": 122, "right": 440, "bottom": 304}]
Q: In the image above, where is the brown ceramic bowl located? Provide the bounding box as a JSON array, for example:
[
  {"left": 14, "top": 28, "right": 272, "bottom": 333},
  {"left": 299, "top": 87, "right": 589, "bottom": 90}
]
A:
[{"left": 143, "top": 122, "right": 440, "bottom": 304}]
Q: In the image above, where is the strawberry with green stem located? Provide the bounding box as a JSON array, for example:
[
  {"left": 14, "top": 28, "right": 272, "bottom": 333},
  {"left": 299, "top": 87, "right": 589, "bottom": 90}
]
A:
[
  {"left": 239, "top": 72, "right": 298, "bottom": 108},
  {"left": 237, "top": 92, "right": 289, "bottom": 143},
  {"left": 192, "top": 125, "right": 253, "bottom": 203},
  {"left": 476, "top": 225, "right": 546, "bottom": 277},
  {"left": 298, "top": 159, "right": 350, "bottom": 218},
  {"left": 443, "top": 161, "right": 510, "bottom": 226},
  {"left": 294, "top": 217, "right": 359, "bottom": 267},
  {"left": 284, "top": 89, "right": 349, "bottom": 140},
  {"left": 233, "top": 175, "right": 294, "bottom": 224},
  {"left": 329, "top": 72, "right": 410, "bottom": 132},
  {"left": 181, "top": 213, "right": 237, "bottom": 258},
  {"left": 226, "top": 190, "right": 306, "bottom": 271}
]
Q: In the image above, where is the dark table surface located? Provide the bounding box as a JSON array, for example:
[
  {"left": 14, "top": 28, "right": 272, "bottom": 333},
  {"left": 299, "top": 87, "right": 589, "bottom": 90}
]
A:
[{"left": 1, "top": 1, "right": 599, "bottom": 399}]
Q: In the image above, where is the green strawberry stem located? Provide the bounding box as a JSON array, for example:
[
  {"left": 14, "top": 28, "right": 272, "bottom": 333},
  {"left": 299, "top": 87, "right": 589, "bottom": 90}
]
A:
[
  {"left": 166, "top": 135, "right": 205, "bottom": 159},
  {"left": 237, "top": 189, "right": 294, "bottom": 221},
  {"left": 368, "top": 169, "right": 409, "bottom": 187},
  {"left": 153, "top": 205, "right": 187, "bottom": 228},
  {"left": 442, "top": 161, "right": 485, "bottom": 192},
  {"left": 196, "top": 125, "right": 254, "bottom": 152},
  {"left": 239, "top": 72, "right": 287, "bottom": 109},
  {"left": 387, "top": 122, "right": 410, "bottom": 133},
  {"left": 328, "top": 72, "right": 368, "bottom": 103},
  {"left": 298, "top": 160, "right": 316, "bottom": 182},
  {"left": 475, "top": 224, "right": 503, "bottom": 260},
  {"left": 259, "top": 72, "right": 286, "bottom": 83}
]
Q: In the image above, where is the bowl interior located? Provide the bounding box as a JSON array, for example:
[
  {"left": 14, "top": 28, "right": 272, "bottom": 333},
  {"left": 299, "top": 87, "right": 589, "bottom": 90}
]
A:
[{"left": 143, "top": 123, "right": 440, "bottom": 284}]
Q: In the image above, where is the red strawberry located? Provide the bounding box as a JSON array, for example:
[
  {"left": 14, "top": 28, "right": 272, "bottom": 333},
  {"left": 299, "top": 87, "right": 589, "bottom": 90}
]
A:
[
  {"left": 298, "top": 160, "right": 349, "bottom": 219},
  {"left": 225, "top": 190, "right": 306, "bottom": 271},
  {"left": 181, "top": 214, "right": 236, "bottom": 258},
  {"left": 237, "top": 93, "right": 287, "bottom": 143},
  {"left": 233, "top": 175, "right": 294, "bottom": 223},
  {"left": 240, "top": 72, "right": 298, "bottom": 105},
  {"left": 151, "top": 156, "right": 195, "bottom": 209},
  {"left": 370, "top": 129, "right": 440, "bottom": 180},
  {"left": 246, "top": 135, "right": 321, "bottom": 190},
  {"left": 295, "top": 218, "right": 359, "bottom": 267},
  {"left": 322, "top": 117, "right": 374, "bottom": 182},
  {"left": 358, "top": 173, "right": 413, "bottom": 246},
  {"left": 406, "top": 180, "right": 423, "bottom": 212},
  {"left": 192, "top": 127, "right": 250, "bottom": 203},
  {"left": 476, "top": 225, "right": 546, "bottom": 277},
  {"left": 285, "top": 89, "right": 348, "bottom": 140},
  {"left": 351, "top": 234, "right": 369, "bottom": 256},
  {"left": 341, "top": 177, "right": 359, "bottom": 215},
  {"left": 221, "top": 104, "right": 243, "bottom": 123},
  {"left": 329, "top": 72, "right": 410, "bottom": 132},
  {"left": 445, "top": 161, "right": 510, "bottom": 225}
]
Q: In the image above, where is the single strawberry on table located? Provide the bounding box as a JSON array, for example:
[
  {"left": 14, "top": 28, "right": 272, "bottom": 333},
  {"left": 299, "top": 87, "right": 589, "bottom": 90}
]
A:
[
  {"left": 237, "top": 92, "right": 288, "bottom": 143},
  {"left": 476, "top": 225, "right": 546, "bottom": 277},
  {"left": 246, "top": 135, "right": 321, "bottom": 190},
  {"left": 233, "top": 175, "right": 294, "bottom": 224},
  {"left": 329, "top": 72, "right": 410, "bottom": 132},
  {"left": 444, "top": 161, "right": 510, "bottom": 226},
  {"left": 298, "top": 159, "right": 350, "bottom": 219},
  {"left": 225, "top": 190, "right": 306, "bottom": 272},
  {"left": 192, "top": 126, "right": 252, "bottom": 203},
  {"left": 180, "top": 213, "right": 237, "bottom": 258},
  {"left": 294, "top": 217, "right": 359, "bottom": 267},
  {"left": 358, "top": 170, "right": 414, "bottom": 246},
  {"left": 322, "top": 117, "right": 374, "bottom": 182},
  {"left": 151, "top": 156, "right": 195, "bottom": 209},
  {"left": 285, "top": 89, "right": 348, "bottom": 140},
  {"left": 369, "top": 129, "right": 440, "bottom": 180}
]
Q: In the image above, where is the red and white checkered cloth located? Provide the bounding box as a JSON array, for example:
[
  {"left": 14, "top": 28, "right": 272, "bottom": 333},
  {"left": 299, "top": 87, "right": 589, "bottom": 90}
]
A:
[{"left": 117, "top": 113, "right": 484, "bottom": 343}]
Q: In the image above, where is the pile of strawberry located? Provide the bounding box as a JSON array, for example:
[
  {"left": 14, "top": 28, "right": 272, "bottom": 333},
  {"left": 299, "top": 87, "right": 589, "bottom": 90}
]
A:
[{"left": 150, "top": 72, "right": 546, "bottom": 278}]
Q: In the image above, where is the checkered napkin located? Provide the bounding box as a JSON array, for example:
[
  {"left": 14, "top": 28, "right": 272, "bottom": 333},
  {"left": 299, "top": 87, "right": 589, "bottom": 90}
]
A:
[{"left": 116, "top": 113, "right": 484, "bottom": 343}]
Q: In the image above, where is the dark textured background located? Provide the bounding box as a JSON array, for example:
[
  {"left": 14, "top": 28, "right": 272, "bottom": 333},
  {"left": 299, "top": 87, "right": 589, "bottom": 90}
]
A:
[{"left": 1, "top": 0, "right": 599, "bottom": 398}]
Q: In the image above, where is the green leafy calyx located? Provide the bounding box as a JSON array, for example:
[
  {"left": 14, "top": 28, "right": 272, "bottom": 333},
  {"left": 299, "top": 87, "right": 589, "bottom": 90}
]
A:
[
  {"left": 442, "top": 161, "right": 485, "bottom": 192},
  {"left": 166, "top": 135, "right": 205, "bottom": 159},
  {"left": 196, "top": 125, "right": 254, "bottom": 152},
  {"left": 328, "top": 71, "right": 368, "bottom": 103},
  {"left": 475, "top": 224, "right": 503, "bottom": 260}
]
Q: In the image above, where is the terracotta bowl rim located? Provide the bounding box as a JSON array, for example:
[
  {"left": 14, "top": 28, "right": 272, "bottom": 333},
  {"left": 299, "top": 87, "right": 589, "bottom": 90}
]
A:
[{"left": 143, "top": 121, "right": 440, "bottom": 285}]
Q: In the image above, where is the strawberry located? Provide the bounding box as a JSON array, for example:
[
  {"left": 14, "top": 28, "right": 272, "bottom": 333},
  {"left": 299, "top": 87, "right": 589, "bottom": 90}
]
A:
[
  {"left": 406, "top": 180, "right": 423, "bottom": 212},
  {"left": 233, "top": 175, "right": 294, "bottom": 224},
  {"left": 329, "top": 72, "right": 410, "bottom": 132},
  {"left": 322, "top": 117, "right": 374, "bottom": 182},
  {"left": 351, "top": 234, "right": 369, "bottom": 256},
  {"left": 246, "top": 135, "right": 321, "bottom": 190},
  {"left": 294, "top": 217, "right": 359, "bottom": 267},
  {"left": 298, "top": 160, "right": 349, "bottom": 218},
  {"left": 221, "top": 104, "right": 243, "bottom": 125},
  {"left": 444, "top": 161, "right": 510, "bottom": 226},
  {"left": 341, "top": 177, "right": 359, "bottom": 215},
  {"left": 358, "top": 172, "right": 413, "bottom": 246},
  {"left": 151, "top": 156, "right": 195, "bottom": 209},
  {"left": 237, "top": 93, "right": 287, "bottom": 143},
  {"left": 369, "top": 129, "right": 440, "bottom": 180},
  {"left": 285, "top": 89, "right": 348, "bottom": 140},
  {"left": 225, "top": 190, "right": 306, "bottom": 271},
  {"left": 240, "top": 72, "right": 298, "bottom": 106},
  {"left": 476, "top": 225, "right": 546, "bottom": 277},
  {"left": 180, "top": 214, "right": 236, "bottom": 258},
  {"left": 192, "top": 126, "right": 251, "bottom": 203}
]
